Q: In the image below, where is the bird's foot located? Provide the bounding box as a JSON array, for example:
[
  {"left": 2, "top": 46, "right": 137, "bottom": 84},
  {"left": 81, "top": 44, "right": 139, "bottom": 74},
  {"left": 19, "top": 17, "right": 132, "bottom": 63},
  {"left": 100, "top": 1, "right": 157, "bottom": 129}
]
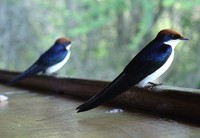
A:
[
  {"left": 145, "top": 82, "right": 163, "bottom": 90},
  {"left": 148, "top": 82, "right": 163, "bottom": 86}
]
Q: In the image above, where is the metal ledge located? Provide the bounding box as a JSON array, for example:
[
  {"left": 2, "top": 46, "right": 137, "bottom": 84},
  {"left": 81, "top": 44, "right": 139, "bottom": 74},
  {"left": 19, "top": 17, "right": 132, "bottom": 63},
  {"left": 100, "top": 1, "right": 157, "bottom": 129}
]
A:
[{"left": 0, "top": 70, "right": 200, "bottom": 122}]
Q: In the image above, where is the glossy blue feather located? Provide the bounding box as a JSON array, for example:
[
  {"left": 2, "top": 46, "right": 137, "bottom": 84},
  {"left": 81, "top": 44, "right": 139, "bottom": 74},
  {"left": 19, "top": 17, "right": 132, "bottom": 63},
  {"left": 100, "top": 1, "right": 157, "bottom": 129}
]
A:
[
  {"left": 37, "top": 43, "right": 68, "bottom": 66},
  {"left": 7, "top": 42, "right": 70, "bottom": 85},
  {"left": 125, "top": 40, "right": 172, "bottom": 80}
]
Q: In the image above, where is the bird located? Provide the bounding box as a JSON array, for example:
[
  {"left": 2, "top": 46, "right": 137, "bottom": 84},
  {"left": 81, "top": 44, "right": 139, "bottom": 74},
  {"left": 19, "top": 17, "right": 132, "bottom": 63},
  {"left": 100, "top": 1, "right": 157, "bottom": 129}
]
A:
[
  {"left": 76, "top": 29, "right": 189, "bottom": 113},
  {"left": 7, "top": 37, "right": 71, "bottom": 85}
]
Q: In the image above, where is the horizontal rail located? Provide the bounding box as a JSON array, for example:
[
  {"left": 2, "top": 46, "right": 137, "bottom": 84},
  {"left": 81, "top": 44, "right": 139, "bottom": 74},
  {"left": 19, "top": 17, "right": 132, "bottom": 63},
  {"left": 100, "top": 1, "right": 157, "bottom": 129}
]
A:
[{"left": 0, "top": 70, "right": 200, "bottom": 122}]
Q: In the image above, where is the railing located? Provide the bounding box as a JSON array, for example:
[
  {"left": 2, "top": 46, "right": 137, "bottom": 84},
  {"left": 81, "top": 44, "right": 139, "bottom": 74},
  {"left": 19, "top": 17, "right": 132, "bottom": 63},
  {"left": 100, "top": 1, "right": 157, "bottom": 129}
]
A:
[{"left": 0, "top": 70, "right": 200, "bottom": 122}]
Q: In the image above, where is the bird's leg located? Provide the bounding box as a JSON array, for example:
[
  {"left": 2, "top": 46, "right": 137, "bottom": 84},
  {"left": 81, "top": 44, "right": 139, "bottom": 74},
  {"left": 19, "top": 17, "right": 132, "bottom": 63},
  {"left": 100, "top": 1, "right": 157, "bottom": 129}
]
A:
[
  {"left": 148, "top": 82, "right": 163, "bottom": 87},
  {"left": 145, "top": 82, "right": 163, "bottom": 90}
]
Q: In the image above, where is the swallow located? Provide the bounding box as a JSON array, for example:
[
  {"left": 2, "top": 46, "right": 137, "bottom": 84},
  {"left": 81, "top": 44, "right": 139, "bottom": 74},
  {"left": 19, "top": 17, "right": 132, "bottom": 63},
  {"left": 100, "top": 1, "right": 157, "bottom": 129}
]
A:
[
  {"left": 76, "top": 29, "right": 189, "bottom": 112},
  {"left": 7, "top": 37, "right": 71, "bottom": 85}
]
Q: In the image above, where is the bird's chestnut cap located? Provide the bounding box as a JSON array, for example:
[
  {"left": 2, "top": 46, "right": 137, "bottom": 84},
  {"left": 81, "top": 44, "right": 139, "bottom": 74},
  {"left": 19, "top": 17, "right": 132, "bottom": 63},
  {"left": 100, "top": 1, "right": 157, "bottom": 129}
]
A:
[
  {"left": 156, "top": 29, "right": 189, "bottom": 40},
  {"left": 55, "top": 37, "right": 71, "bottom": 44}
]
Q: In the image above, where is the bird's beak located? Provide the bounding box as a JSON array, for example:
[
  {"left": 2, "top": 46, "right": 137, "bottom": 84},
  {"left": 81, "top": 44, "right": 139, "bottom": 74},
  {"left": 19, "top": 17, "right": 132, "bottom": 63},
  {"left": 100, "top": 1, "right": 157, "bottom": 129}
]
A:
[{"left": 180, "top": 37, "right": 189, "bottom": 40}]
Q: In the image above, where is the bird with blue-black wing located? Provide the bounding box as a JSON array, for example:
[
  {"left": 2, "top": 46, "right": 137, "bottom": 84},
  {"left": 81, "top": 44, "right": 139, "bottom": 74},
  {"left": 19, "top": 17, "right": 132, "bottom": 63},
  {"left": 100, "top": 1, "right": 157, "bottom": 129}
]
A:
[
  {"left": 7, "top": 37, "right": 71, "bottom": 85},
  {"left": 76, "top": 29, "right": 189, "bottom": 113}
]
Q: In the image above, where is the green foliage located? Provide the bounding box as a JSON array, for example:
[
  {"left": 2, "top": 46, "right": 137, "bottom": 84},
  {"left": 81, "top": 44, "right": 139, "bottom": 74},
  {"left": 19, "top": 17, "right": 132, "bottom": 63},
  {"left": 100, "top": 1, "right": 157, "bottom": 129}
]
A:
[{"left": 129, "top": 0, "right": 154, "bottom": 49}]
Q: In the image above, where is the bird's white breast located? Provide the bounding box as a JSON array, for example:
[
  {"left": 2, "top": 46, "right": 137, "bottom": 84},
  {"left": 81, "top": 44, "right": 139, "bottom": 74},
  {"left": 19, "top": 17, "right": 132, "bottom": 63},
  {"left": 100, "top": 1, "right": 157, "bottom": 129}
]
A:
[
  {"left": 136, "top": 39, "right": 181, "bottom": 87},
  {"left": 136, "top": 50, "right": 174, "bottom": 87},
  {"left": 45, "top": 51, "right": 71, "bottom": 75}
]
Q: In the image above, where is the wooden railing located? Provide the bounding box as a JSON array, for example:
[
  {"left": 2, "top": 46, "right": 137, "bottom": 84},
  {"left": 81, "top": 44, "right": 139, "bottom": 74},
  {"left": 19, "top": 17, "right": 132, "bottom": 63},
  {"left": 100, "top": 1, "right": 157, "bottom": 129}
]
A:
[{"left": 0, "top": 70, "right": 200, "bottom": 122}]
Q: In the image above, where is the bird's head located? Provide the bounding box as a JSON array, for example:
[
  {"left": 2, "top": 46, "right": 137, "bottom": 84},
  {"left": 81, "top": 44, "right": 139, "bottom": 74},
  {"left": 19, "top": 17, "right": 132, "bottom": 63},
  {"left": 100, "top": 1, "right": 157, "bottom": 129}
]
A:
[
  {"left": 55, "top": 37, "right": 71, "bottom": 50},
  {"left": 155, "top": 29, "right": 189, "bottom": 48}
]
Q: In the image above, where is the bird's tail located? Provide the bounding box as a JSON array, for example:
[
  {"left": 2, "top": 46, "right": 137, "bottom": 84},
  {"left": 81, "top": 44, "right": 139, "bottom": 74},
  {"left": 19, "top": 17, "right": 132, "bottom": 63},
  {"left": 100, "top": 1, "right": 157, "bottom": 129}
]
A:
[
  {"left": 7, "top": 64, "right": 45, "bottom": 85},
  {"left": 76, "top": 72, "right": 135, "bottom": 113}
]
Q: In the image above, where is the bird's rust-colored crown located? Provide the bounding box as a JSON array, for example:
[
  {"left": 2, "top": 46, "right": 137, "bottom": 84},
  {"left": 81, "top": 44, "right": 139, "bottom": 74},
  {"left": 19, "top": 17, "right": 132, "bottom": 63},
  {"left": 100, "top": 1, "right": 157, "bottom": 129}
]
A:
[
  {"left": 157, "top": 29, "right": 183, "bottom": 37},
  {"left": 55, "top": 37, "right": 71, "bottom": 44}
]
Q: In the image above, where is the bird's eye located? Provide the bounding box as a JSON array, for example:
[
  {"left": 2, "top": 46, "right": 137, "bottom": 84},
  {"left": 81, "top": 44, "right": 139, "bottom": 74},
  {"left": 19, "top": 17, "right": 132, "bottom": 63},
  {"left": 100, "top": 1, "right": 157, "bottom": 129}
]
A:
[
  {"left": 171, "top": 34, "right": 175, "bottom": 38},
  {"left": 170, "top": 34, "right": 179, "bottom": 39}
]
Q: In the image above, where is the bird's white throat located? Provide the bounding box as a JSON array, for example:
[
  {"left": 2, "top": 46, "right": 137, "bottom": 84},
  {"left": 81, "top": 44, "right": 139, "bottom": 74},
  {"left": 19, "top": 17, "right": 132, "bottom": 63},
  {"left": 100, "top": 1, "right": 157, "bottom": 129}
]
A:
[
  {"left": 66, "top": 44, "right": 71, "bottom": 50},
  {"left": 164, "top": 40, "right": 181, "bottom": 49}
]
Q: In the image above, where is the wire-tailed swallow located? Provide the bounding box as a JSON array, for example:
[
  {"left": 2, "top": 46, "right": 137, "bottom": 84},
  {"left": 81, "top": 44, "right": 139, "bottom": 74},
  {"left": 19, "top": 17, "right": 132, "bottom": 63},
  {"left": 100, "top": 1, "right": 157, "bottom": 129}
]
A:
[
  {"left": 76, "top": 29, "right": 189, "bottom": 112},
  {"left": 7, "top": 37, "right": 71, "bottom": 85}
]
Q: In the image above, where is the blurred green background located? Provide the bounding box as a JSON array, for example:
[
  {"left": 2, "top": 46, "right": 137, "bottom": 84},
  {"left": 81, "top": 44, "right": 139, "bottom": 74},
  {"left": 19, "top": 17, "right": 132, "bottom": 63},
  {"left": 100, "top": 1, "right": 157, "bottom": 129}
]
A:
[{"left": 0, "top": 0, "right": 199, "bottom": 88}]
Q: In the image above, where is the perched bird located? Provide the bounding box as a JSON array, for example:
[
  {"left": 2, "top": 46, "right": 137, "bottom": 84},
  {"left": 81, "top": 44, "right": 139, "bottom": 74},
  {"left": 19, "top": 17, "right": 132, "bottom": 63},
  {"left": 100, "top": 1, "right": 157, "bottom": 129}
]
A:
[
  {"left": 76, "top": 29, "right": 189, "bottom": 113},
  {"left": 7, "top": 37, "right": 71, "bottom": 85}
]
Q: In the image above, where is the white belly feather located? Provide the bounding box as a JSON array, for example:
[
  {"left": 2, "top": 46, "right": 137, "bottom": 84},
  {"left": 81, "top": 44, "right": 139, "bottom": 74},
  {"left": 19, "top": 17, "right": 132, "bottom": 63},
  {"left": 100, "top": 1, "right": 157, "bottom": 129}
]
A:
[
  {"left": 136, "top": 39, "right": 181, "bottom": 87},
  {"left": 137, "top": 50, "right": 174, "bottom": 87},
  {"left": 45, "top": 51, "right": 71, "bottom": 75}
]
